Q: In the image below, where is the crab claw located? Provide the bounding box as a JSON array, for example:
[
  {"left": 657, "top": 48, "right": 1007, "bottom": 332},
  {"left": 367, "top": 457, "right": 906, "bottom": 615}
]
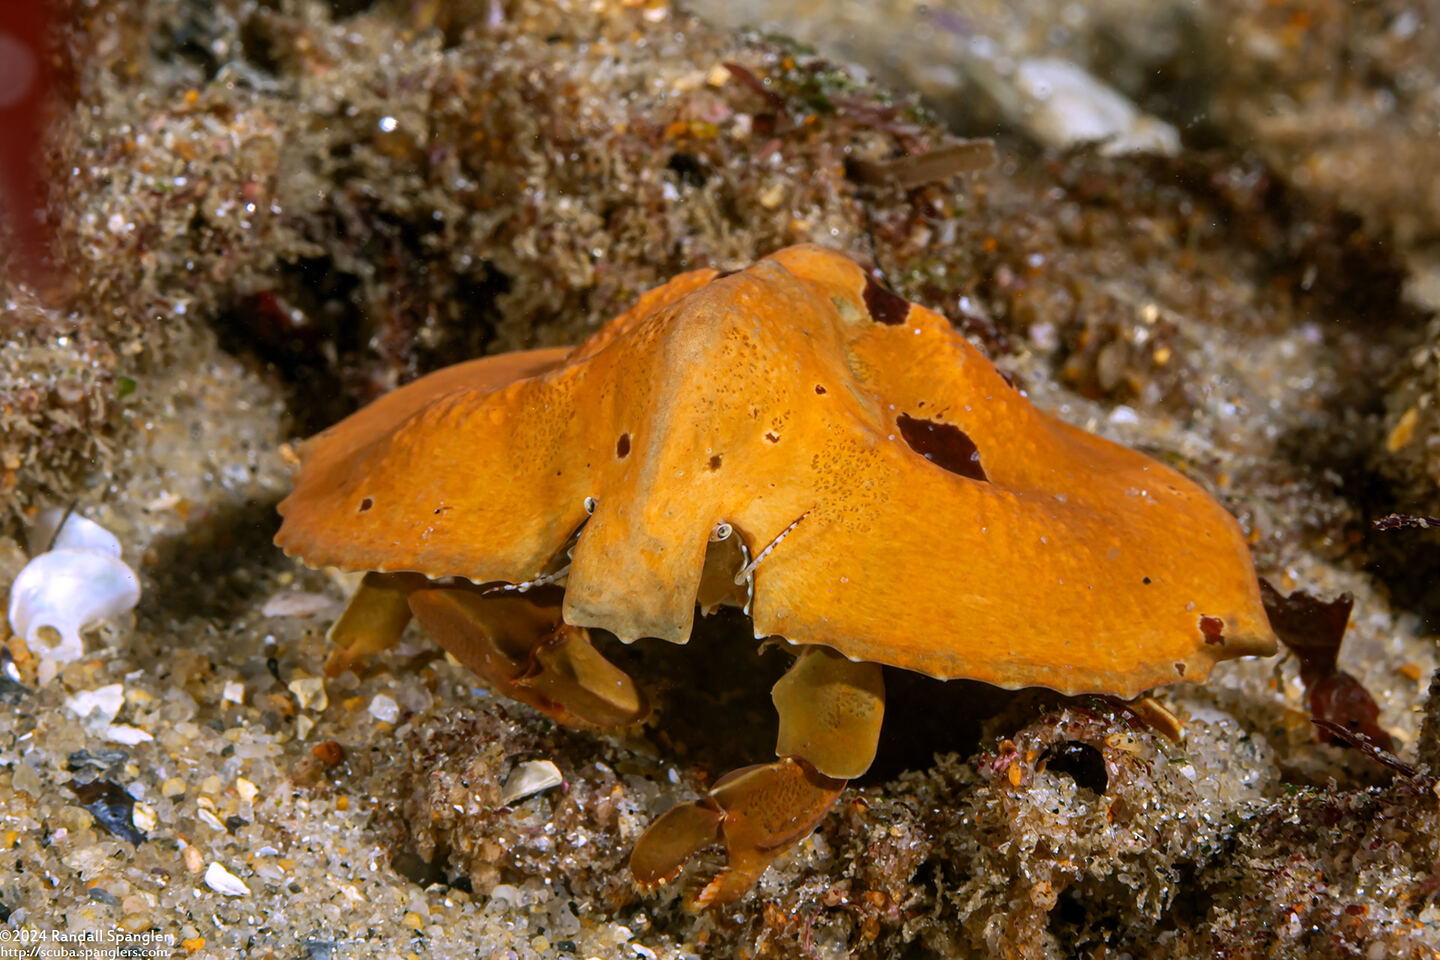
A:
[
  {"left": 631, "top": 756, "right": 846, "bottom": 909},
  {"left": 408, "top": 584, "right": 648, "bottom": 729}
]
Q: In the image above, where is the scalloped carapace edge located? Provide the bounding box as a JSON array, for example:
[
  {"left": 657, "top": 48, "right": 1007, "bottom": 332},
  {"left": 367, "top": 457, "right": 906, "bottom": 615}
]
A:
[{"left": 276, "top": 244, "right": 1276, "bottom": 698}]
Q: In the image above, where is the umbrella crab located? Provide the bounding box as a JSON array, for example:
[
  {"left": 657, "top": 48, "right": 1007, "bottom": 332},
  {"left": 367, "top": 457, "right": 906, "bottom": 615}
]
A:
[{"left": 275, "top": 245, "right": 1276, "bottom": 908}]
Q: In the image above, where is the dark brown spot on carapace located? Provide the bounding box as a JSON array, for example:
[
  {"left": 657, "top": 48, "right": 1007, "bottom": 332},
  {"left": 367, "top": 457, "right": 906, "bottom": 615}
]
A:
[
  {"left": 896, "top": 414, "right": 987, "bottom": 482},
  {"left": 863, "top": 275, "right": 910, "bottom": 326},
  {"left": 814, "top": 384, "right": 827, "bottom": 395},
  {"left": 616, "top": 433, "right": 631, "bottom": 458},
  {"left": 1199, "top": 615, "right": 1225, "bottom": 645},
  {"left": 708, "top": 455, "right": 722, "bottom": 470},
  {"left": 359, "top": 497, "right": 374, "bottom": 512},
  {"left": 764, "top": 432, "right": 780, "bottom": 443}
]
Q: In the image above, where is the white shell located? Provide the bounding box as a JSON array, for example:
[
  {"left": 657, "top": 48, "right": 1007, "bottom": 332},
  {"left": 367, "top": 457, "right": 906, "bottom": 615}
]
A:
[
  {"left": 501, "top": 760, "right": 564, "bottom": 804},
  {"left": 7, "top": 509, "right": 141, "bottom": 664},
  {"left": 27, "top": 507, "right": 122, "bottom": 558}
]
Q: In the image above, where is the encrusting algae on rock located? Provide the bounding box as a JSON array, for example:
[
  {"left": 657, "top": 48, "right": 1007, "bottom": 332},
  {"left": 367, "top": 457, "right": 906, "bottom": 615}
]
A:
[{"left": 277, "top": 244, "right": 1276, "bottom": 907}]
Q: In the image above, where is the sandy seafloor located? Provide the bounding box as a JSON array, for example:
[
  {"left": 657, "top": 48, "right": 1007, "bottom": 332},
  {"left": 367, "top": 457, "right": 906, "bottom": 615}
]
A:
[{"left": 2, "top": 1, "right": 1440, "bottom": 958}]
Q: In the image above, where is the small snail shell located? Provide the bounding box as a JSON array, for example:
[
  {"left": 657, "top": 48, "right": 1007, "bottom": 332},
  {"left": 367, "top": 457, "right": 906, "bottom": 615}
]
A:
[{"left": 7, "top": 508, "right": 141, "bottom": 664}]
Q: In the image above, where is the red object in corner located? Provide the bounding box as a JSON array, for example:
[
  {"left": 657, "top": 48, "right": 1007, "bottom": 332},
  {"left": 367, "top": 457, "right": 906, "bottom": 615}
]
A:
[{"left": 0, "top": 2, "right": 52, "bottom": 284}]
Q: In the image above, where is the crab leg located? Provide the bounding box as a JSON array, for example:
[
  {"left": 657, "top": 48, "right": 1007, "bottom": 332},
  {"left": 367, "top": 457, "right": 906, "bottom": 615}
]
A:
[
  {"left": 324, "top": 571, "right": 428, "bottom": 676},
  {"left": 631, "top": 645, "right": 884, "bottom": 908},
  {"left": 407, "top": 584, "right": 648, "bottom": 729}
]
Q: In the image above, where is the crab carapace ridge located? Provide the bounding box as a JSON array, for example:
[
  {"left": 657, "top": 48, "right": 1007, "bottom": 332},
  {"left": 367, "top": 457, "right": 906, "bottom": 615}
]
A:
[{"left": 275, "top": 244, "right": 1276, "bottom": 908}]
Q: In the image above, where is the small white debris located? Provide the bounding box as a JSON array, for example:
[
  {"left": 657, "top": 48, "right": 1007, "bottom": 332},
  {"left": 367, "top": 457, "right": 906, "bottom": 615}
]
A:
[
  {"left": 103, "top": 724, "right": 154, "bottom": 745},
  {"left": 261, "top": 592, "right": 336, "bottom": 618},
  {"left": 1013, "top": 57, "right": 1179, "bottom": 156},
  {"left": 66, "top": 684, "right": 126, "bottom": 727},
  {"left": 489, "top": 884, "right": 523, "bottom": 907},
  {"left": 222, "top": 681, "right": 245, "bottom": 704},
  {"left": 288, "top": 675, "right": 328, "bottom": 712},
  {"left": 1108, "top": 405, "right": 1140, "bottom": 426},
  {"left": 204, "top": 862, "right": 251, "bottom": 897},
  {"left": 197, "top": 807, "right": 226, "bottom": 831},
  {"left": 295, "top": 715, "right": 315, "bottom": 740},
  {"left": 235, "top": 777, "right": 259, "bottom": 803},
  {"left": 144, "top": 491, "right": 183, "bottom": 513},
  {"left": 501, "top": 760, "right": 564, "bottom": 804},
  {"left": 368, "top": 694, "right": 400, "bottom": 724}
]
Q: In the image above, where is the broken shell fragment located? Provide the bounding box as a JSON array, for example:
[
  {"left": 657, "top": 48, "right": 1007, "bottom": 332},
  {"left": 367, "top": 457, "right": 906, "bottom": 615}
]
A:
[
  {"left": 7, "top": 508, "right": 141, "bottom": 666},
  {"left": 501, "top": 759, "right": 564, "bottom": 804}
]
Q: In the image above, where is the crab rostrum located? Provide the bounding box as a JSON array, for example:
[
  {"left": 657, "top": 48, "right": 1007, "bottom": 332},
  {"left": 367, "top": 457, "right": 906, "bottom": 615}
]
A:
[{"left": 276, "top": 245, "right": 1276, "bottom": 908}]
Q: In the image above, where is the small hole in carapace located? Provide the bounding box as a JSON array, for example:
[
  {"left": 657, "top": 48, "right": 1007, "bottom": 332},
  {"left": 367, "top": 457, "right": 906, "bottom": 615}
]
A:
[
  {"left": 1040, "top": 741, "right": 1108, "bottom": 794},
  {"left": 1199, "top": 615, "right": 1225, "bottom": 645},
  {"left": 359, "top": 497, "right": 373, "bottom": 512},
  {"left": 616, "top": 433, "right": 631, "bottom": 458},
  {"left": 863, "top": 275, "right": 910, "bottom": 325},
  {"left": 708, "top": 455, "right": 723, "bottom": 470},
  {"left": 896, "top": 414, "right": 987, "bottom": 482}
]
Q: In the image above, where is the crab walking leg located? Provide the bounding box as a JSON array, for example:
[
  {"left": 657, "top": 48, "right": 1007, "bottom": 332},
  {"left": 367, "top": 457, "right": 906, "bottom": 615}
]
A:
[
  {"left": 631, "top": 646, "right": 884, "bottom": 909},
  {"left": 772, "top": 645, "right": 886, "bottom": 779},
  {"left": 407, "top": 585, "right": 648, "bottom": 729},
  {"left": 324, "top": 572, "right": 429, "bottom": 676}
]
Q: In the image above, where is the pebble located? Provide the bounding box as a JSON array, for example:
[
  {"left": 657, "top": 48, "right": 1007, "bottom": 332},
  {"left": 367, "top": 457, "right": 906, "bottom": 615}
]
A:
[
  {"left": 289, "top": 675, "right": 328, "bottom": 712},
  {"left": 104, "top": 724, "right": 153, "bottom": 745},
  {"left": 235, "top": 777, "right": 259, "bottom": 803},
  {"left": 13, "top": 762, "right": 41, "bottom": 797},
  {"left": 132, "top": 803, "right": 158, "bottom": 833},
  {"left": 204, "top": 861, "right": 251, "bottom": 897},
  {"left": 368, "top": 694, "right": 400, "bottom": 723},
  {"left": 262, "top": 592, "right": 336, "bottom": 618},
  {"left": 311, "top": 741, "right": 345, "bottom": 766}
]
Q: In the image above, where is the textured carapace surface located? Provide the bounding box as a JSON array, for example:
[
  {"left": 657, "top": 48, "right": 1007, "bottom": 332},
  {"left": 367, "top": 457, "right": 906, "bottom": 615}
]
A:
[{"left": 276, "top": 245, "right": 1275, "bottom": 697}]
